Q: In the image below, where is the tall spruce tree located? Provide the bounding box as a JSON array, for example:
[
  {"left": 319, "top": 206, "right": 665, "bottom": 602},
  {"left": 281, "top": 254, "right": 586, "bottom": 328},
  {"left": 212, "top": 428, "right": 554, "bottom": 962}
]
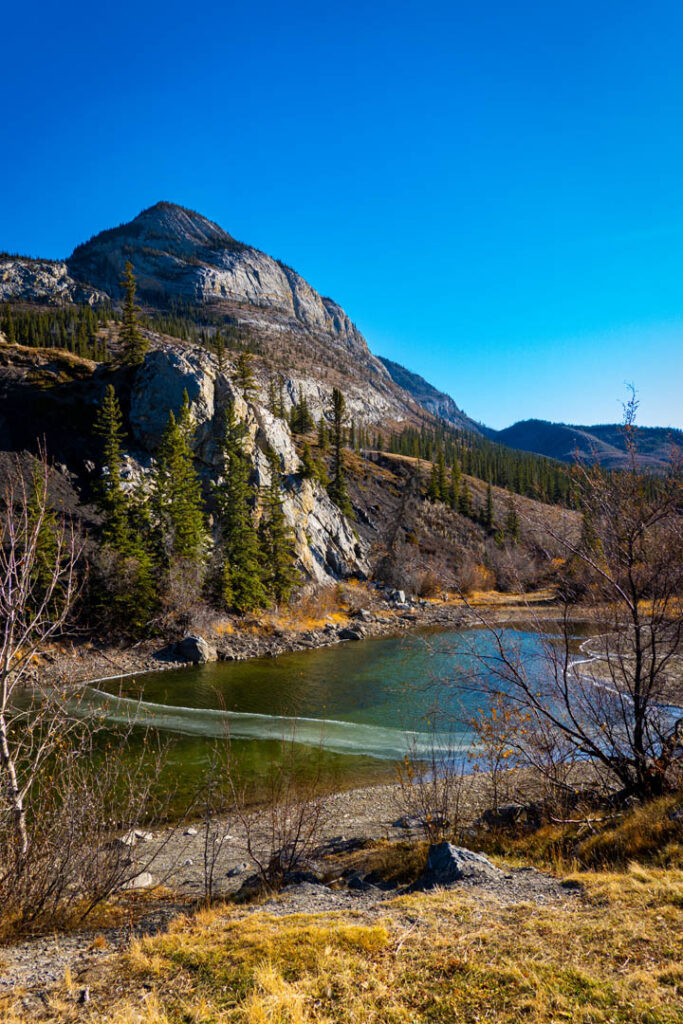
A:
[
  {"left": 119, "top": 261, "right": 148, "bottom": 366},
  {"left": 4, "top": 303, "right": 16, "bottom": 344},
  {"left": 458, "top": 481, "right": 473, "bottom": 517},
  {"left": 484, "top": 482, "right": 495, "bottom": 530},
  {"left": 235, "top": 351, "right": 257, "bottom": 400},
  {"left": 300, "top": 442, "right": 317, "bottom": 479},
  {"left": 152, "top": 392, "right": 206, "bottom": 563},
  {"left": 437, "top": 449, "right": 448, "bottom": 500},
  {"left": 504, "top": 493, "right": 521, "bottom": 543},
  {"left": 259, "top": 452, "right": 299, "bottom": 604},
  {"left": 214, "top": 332, "right": 225, "bottom": 371},
  {"left": 327, "top": 387, "right": 352, "bottom": 516},
  {"left": 94, "top": 385, "right": 130, "bottom": 549},
  {"left": 449, "top": 461, "right": 461, "bottom": 509},
  {"left": 215, "top": 403, "right": 267, "bottom": 614},
  {"left": 427, "top": 462, "right": 440, "bottom": 501}
]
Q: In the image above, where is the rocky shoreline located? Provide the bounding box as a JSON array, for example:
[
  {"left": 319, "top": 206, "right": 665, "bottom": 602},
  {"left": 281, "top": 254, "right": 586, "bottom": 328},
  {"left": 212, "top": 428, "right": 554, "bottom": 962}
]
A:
[{"left": 45, "top": 589, "right": 561, "bottom": 687}]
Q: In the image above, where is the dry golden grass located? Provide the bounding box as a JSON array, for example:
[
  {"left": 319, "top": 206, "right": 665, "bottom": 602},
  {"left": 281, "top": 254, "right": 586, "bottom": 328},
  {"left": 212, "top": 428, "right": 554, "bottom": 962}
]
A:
[{"left": 6, "top": 859, "right": 680, "bottom": 1023}]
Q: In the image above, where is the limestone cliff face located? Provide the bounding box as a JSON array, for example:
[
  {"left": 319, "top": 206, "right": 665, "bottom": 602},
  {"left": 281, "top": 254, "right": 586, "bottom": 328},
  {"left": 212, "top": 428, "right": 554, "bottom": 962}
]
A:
[
  {"left": 0, "top": 258, "right": 107, "bottom": 305},
  {"left": 66, "top": 202, "right": 387, "bottom": 374},
  {"left": 127, "top": 344, "right": 369, "bottom": 583}
]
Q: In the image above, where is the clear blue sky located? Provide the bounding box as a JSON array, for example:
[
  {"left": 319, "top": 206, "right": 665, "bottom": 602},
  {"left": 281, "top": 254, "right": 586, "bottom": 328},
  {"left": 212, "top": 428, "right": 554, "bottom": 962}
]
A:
[{"left": 3, "top": 0, "right": 683, "bottom": 429}]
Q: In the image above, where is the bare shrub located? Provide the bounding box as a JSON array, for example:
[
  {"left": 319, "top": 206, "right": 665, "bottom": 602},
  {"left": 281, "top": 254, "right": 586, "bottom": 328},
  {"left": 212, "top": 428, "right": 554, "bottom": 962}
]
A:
[
  {"left": 486, "top": 542, "right": 544, "bottom": 593},
  {"left": 468, "top": 696, "right": 527, "bottom": 815},
  {"left": 452, "top": 554, "right": 478, "bottom": 595},
  {"left": 394, "top": 731, "right": 469, "bottom": 842},
  {"left": 289, "top": 584, "right": 340, "bottom": 623},
  {"left": 414, "top": 567, "right": 444, "bottom": 598},
  {"left": 155, "top": 558, "right": 206, "bottom": 636},
  {"left": 229, "top": 736, "right": 331, "bottom": 892}
]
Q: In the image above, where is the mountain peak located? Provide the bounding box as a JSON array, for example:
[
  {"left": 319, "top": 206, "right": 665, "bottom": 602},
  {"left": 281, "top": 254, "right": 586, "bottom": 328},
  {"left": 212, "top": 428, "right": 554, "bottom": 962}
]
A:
[{"left": 127, "top": 201, "right": 234, "bottom": 246}]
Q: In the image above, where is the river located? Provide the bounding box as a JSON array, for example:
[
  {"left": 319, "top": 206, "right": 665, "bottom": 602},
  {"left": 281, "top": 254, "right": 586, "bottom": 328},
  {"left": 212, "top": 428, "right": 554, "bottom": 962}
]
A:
[{"left": 80, "top": 625, "right": 568, "bottom": 808}]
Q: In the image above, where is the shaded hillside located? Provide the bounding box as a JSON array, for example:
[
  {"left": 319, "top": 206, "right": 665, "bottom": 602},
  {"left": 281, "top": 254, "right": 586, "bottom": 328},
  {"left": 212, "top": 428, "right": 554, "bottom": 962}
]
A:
[
  {"left": 378, "top": 356, "right": 481, "bottom": 433},
  {"left": 486, "top": 418, "right": 680, "bottom": 471}
]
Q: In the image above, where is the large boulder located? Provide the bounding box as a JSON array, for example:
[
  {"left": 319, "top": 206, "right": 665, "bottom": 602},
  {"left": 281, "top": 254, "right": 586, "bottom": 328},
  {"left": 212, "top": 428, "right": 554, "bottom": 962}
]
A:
[
  {"left": 175, "top": 635, "right": 218, "bottom": 664},
  {"left": 419, "top": 842, "right": 503, "bottom": 887}
]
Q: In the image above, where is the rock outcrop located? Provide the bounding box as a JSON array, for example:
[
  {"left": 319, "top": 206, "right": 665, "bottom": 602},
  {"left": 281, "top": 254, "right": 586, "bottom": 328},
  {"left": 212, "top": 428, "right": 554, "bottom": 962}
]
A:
[
  {"left": 0, "top": 258, "right": 107, "bottom": 306},
  {"left": 379, "top": 356, "right": 481, "bottom": 434},
  {"left": 126, "top": 343, "right": 370, "bottom": 584}
]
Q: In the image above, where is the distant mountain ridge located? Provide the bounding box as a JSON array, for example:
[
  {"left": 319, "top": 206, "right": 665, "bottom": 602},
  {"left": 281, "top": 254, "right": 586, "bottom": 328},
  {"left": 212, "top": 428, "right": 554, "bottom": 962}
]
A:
[{"left": 483, "top": 419, "right": 680, "bottom": 471}]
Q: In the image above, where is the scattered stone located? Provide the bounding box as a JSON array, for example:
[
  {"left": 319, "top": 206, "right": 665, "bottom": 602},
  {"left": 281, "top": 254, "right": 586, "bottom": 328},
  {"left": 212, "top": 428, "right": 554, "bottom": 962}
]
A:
[
  {"left": 134, "top": 829, "right": 155, "bottom": 842},
  {"left": 184, "top": 827, "right": 198, "bottom": 837},
  {"left": 123, "top": 872, "right": 155, "bottom": 890},
  {"left": 338, "top": 626, "right": 364, "bottom": 641},
  {"left": 227, "top": 862, "right": 250, "bottom": 877},
  {"left": 478, "top": 802, "right": 543, "bottom": 831}
]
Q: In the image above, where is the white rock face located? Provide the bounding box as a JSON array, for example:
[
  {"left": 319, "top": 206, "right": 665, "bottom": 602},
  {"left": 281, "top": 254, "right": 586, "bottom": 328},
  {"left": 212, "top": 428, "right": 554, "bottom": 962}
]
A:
[
  {"left": 65, "top": 202, "right": 391, "bottom": 377},
  {"left": 127, "top": 344, "right": 368, "bottom": 583},
  {"left": 0, "top": 258, "right": 107, "bottom": 305},
  {"left": 130, "top": 346, "right": 217, "bottom": 457}
]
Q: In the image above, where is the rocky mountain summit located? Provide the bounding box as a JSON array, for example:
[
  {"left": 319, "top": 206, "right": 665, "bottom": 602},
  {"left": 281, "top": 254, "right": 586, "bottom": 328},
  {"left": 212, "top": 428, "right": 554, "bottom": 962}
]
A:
[
  {"left": 67, "top": 202, "right": 387, "bottom": 371},
  {"left": 1, "top": 201, "right": 676, "bottom": 471}
]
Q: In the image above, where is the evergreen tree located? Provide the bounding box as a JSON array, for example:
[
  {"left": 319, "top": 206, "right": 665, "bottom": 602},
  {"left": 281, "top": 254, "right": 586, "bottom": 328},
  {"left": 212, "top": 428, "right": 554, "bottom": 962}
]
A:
[
  {"left": 235, "top": 351, "right": 257, "bottom": 399},
  {"left": 214, "top": 332, "right": 225, "bottom": 372},
  {"left": 152, "top": 392, "right": 206, "bottom": 563},
  {"left": 290, "top": 387, "right": 314, "bottom": 433},
  {"left": 109, "top": 533, "right": 158, "bottom": 636},
  {"left": 119, "top": 261, "right": 148, "bottom": 366},
  {"left": 458, "top": 481, "right": 473, "bottom": 517},
  {"left": 504, "top": 493, "right": 521, "bottom": 543},
  {"left": 484, "top": 482, "right": 495, "bottom": 530},
  {"left": 94, "top": 385, "right": 130, "bottom": 549},
  {"left": 317, "top": 417, "right": 329, "bottom": 451},
  {"left": 437, "top": 449, "right": 448, "bottom": 501},
  {"left": 327, "top": 387, "right": 352, "bottom": 516},
  {"left": 215, "top": 404, "right": 267, "bottom": 614},
  {"left": 427, "top": 463, "right": 440, "bottom": 501},
  {"left": 3, "top": 303, "right": 16, "bottom": 344},
  {"left": 449, "top": 462, "right": 461, "bottom": 509},
  {"left": 267, "top": 376, "right": 278, "bottom": 415},
  {"left": 277, "top": 376, "right": 286, "bottom": 419},
  {"left": 259, "top": 452, "right": 299, "bottom": 604},
  {"left": 300, "top": 442, "right": 317, "bottom": 479}
]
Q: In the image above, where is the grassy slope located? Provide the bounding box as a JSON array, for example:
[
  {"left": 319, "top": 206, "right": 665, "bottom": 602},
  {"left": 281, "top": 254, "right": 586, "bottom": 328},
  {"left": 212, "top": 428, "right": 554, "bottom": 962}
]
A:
[
  {"left": 11, "top": 865, "right": 680, "bottom": 1023},
  {"left": 6, "top": 798, "right": 683, "bottom": 1023}
]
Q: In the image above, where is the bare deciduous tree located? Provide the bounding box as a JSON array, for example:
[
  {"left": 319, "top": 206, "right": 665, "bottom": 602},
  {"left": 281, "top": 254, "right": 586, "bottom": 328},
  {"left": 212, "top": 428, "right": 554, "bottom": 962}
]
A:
[
  {"left": 0, "top": 454, "right": 80, "bottom": 858},
  {"left": 466, "top": 394, "right": 683, "bottom": 803}
]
